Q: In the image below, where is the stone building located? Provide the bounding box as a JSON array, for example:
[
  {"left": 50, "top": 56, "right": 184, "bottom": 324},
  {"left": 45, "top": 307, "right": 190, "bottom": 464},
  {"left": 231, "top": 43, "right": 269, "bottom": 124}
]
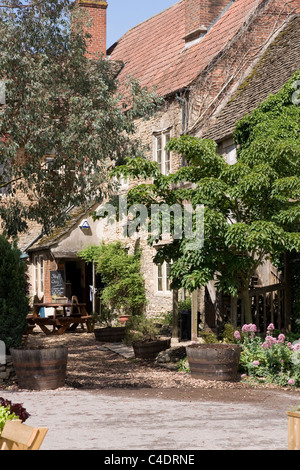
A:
[{"left": 14, "top": 0, "right": 300, "bottom": 336}]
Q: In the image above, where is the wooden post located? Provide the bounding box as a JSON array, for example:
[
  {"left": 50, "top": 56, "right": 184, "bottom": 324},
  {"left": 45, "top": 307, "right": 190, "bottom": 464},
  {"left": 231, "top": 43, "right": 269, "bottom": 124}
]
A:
[
  {"left": 172, "top": 289, "right": 179, "bottom": 340},
  {"left": 284, "top": 252, "right": 292, "bottom": 332},
  {"left": 191, "top": 290, "right": 198, "bottom": 341},
  {"left": 287, "top": 412, "right": 300, "bottom": 450},
  {"left": 199, "top": 286, "right": 205, "bottom": 328},
  {"left": 92, "top": 260, "right": 96, "bottom": 314}
]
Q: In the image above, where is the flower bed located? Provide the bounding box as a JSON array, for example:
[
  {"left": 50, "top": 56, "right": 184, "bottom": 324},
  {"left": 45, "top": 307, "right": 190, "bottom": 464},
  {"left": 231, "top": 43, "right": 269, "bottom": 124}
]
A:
[{"left": 234, "top": 323, "right": 300, "bottom": 388}]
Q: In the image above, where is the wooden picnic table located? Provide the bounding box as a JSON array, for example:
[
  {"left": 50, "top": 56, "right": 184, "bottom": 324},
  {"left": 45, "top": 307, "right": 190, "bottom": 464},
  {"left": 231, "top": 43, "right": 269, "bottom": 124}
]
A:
[{"left": 27, "top": 302, "right": 93, "bottom": 336}]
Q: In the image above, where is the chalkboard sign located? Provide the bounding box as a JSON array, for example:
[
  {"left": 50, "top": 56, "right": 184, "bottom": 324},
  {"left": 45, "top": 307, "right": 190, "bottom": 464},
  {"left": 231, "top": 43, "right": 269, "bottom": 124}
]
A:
[{"left": 50, "top": 270, "right": 65, "bottom": 296}]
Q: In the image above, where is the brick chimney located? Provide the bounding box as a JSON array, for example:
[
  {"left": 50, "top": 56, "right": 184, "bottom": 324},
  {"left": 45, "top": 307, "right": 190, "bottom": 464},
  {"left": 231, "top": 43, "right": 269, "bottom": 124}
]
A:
[
  {"left": 78, "top": 0, "right": 108, "bottom": 58},
  {"left": 184, "top": 0, "right": 231, "bottom": 42}
]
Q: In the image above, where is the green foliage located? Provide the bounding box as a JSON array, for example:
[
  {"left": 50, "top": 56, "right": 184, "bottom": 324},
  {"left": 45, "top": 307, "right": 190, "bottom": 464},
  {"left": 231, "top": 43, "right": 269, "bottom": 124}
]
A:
[
  {"left": 177, "top": 357, "right": 190, "bottom": 373},
  {"left": 0, "top": 405, "right": 16, "bottom": 435},
  {"left": 235, "top": 324, "right": 300, "bottom": 387},
  {"left": 199, "top": 330, "right": 218, "bottom": 344},
  {"left": 124, "top": 315, "right": 159, "bottom": 345},
  {"left": 178, "top": 298, "right": 191, "bottom": 311},
  {"left": 0, "top": 0, "right": 161, "bottom": 237},
  {"left": 221, "top": 323, "right": 236, "bottom": 343},
  {"left": 111, "top": 71, "right": 300, "bottom": 324},
  {"left": 79, "top": 242, "right": 147, "bottom": 316},
  {"left": 0, "top": 236, "right": 29, "bottom": 351}
]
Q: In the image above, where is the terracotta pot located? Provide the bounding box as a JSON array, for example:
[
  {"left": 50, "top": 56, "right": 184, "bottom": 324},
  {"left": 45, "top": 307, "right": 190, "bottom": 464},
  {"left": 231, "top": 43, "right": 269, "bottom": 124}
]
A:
[
  {"left": 186, "top": 343, "right": 241, "bottom": 382},
  {"left": 119, "top": 315, "right": 132, "bottom": 325}
]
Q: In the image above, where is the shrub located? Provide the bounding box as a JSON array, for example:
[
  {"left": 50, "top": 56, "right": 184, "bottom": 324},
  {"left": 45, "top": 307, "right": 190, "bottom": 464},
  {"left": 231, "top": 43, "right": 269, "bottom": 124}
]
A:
[
  {"left": 234, "top": 323, "right": 300, "bottom": 387},
  {"left": 79, "top": 242, "right": 147, "bottom": 316},
  {"left": 124, "top": 315, "right": 159, "bottom": 345},
  {"left": 0, "top": 236, "right": 29, "bottom": 351}
]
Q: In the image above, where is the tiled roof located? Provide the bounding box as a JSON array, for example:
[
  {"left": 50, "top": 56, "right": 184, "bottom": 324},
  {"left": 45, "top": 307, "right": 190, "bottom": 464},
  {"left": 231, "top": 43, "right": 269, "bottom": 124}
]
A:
[
  {"left": 108, "top": 0, "right": 267, "bottom": 97},
  {"left": 202, "top": 14, "right": 300, "bottom": 141}
]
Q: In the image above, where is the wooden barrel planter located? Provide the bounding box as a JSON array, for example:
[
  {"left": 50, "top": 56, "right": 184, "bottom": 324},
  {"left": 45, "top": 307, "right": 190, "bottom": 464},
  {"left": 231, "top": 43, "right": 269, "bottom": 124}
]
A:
[
  {"left": 133, "top": 338, "right": 171, "bottom": 360},
  {"left": 11, "top": 347, "right": 68, "bottom": 391},
  {"left": 186, "top": 343, "right": 242, "bottom": 382},
  {"left": 94, "top": 327, "right": 126, "bottom": 343}
]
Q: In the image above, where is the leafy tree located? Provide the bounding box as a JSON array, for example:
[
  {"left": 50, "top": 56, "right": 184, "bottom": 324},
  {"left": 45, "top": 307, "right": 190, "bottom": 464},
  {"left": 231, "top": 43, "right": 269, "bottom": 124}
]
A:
[
  {"left": 111, "top": 71, "right": 300, "bottom": 325},
  {"left": 0, "top": 0, "right": 160, "bottom": 237},
  {"left": 0, "top": 235, "right": 29, "bottom": 351}
]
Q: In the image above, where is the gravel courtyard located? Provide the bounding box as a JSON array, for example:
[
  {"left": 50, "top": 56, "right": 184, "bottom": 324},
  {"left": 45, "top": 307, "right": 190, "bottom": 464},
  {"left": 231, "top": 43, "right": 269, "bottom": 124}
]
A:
[{"left": 1, "top": 330, "right": 300, "bottom": 451}]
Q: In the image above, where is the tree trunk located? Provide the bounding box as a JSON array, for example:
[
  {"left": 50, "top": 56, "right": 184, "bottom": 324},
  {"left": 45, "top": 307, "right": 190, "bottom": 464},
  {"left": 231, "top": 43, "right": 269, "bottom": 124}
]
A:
[
  {"left": 241, "top": 288, "right": 252, "bottom": 324},
  {"left": 172, "top": 289, "right": 179, "bottom": 339},
  {"left": 284, "top": 251, "right": 292, "bottom": 333}
]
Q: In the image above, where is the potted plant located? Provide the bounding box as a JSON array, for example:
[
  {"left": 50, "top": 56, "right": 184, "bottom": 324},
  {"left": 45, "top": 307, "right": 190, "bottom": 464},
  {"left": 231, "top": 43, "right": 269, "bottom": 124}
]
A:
[
  {"left": 93, "top": 306, "right": 126, "bottom": 343},
  {"left": 124, "top": 315, "right": 171, "bottom": 360},
  {"left": 186, "top": 342, "right": 242, "bottom": 382},
  {"left": 0, "top": 236, "right": 68, "bottom": 391}
]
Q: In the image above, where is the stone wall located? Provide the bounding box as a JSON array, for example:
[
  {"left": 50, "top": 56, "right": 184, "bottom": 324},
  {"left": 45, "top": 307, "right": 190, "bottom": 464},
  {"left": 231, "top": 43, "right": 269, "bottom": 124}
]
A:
[{"left": 0, "top": 356, "right": 15, "bottom": 386}]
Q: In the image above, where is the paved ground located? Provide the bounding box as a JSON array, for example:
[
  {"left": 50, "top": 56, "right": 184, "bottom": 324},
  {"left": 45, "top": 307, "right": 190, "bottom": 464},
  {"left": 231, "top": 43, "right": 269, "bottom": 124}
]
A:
[
  {"left": 1, "top": 331, "right": 300, "bottom": 451},
  {"left": 2, "top": 387, "right": 300, "bottom": 451}
]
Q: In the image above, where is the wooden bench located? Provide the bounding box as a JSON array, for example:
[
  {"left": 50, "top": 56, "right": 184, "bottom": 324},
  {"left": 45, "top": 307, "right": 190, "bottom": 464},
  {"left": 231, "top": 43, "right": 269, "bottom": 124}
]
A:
[
  {"left": 0, "top": 420, "right": 48, "bottom": 450},
  {"left": 32, "top": 315, "right": 93, "bottom": 336}
]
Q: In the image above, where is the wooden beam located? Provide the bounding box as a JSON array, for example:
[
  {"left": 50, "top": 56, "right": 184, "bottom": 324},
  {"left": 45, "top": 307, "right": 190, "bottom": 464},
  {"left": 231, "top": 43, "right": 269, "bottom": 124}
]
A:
[{"left": 191, "top": 290, "right": 198, "bottom": 341}]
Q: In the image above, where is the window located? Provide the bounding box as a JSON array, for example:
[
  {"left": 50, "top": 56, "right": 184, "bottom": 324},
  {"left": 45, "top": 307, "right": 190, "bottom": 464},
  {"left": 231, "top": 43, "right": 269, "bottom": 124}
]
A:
[
  {"left": 157, "top": 261, "right": 172, "bottom": 293},
  {"left": 119, "top": 174, "right": 128, "bottom": 189},
  {"left": 154, "top": 129, "right": 172, "bottom": 175},
  {"left": 33, "top": 256, "right": 44, "bottom": 297},
  {"left": 224, "top": 144, "right": 237, "bottom": 165}
]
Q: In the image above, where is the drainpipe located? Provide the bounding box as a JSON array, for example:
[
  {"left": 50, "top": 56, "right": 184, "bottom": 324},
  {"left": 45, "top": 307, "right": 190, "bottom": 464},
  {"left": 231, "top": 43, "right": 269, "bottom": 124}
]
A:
[{"left": 176, "top": 94, "right": 186, "bottom": 135}]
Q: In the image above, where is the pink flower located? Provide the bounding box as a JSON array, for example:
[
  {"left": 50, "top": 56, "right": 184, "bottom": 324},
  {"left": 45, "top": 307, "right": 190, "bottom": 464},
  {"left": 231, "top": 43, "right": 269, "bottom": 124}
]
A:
[
  {"left": 253, "top": 360, "right": 260, "bottom": 366},
  {"left": 277, "top": 334, "right": 285, "bottom": 343},
  {"left": 242, "top": 324, "right": 257, "bottom": 337},
  {"left": 262, "top": 335, "right": 278, "bottom": 349},
  {"left": 267, "top": 323, "right": 275, "bottom": 333},
  {"left": 288, "top": 379, "right": 295, "bottom": 386},
  {"left": 234, "top": 330, "right": 241, "bottom": 341}
]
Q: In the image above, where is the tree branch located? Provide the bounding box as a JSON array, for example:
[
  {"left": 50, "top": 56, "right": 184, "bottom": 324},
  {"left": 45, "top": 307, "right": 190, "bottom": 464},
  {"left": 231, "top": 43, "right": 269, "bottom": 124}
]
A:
[{"left": 0, "top": 1, "right": 43, "bottom": 8}]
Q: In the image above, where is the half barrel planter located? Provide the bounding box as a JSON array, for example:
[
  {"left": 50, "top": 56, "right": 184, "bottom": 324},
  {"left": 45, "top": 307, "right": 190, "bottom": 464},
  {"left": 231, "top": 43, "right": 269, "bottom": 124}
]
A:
[
  {"left": 186, "top": 343, "right": 242, "bottom": 382},
  {"left": 94, "top": 327, "right": 126, "bottom": 343},
  {"left": 133, "top": 338, "right": 171, "bottom": 360},
  {"left": 11, "top": 346, "right": 68, "bottom": 390}
]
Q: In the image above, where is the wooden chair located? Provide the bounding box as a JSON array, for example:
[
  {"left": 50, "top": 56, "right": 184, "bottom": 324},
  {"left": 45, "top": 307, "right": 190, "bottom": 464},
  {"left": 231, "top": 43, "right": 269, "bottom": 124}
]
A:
[{"left": 0, "top": 420, "right": 48, "bottom": 450}]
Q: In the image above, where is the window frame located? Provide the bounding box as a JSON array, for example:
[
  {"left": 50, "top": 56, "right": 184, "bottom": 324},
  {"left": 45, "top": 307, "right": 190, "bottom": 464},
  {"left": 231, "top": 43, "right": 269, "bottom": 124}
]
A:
[
  {"left": 33, "top": 255, "right": 45, "bottom": 297},
  {"left": 156, "top": 261, "right": 172, "bottom": 294},
  {"left": 153, "top": 128, "right": 172, "bottom": 175}
]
